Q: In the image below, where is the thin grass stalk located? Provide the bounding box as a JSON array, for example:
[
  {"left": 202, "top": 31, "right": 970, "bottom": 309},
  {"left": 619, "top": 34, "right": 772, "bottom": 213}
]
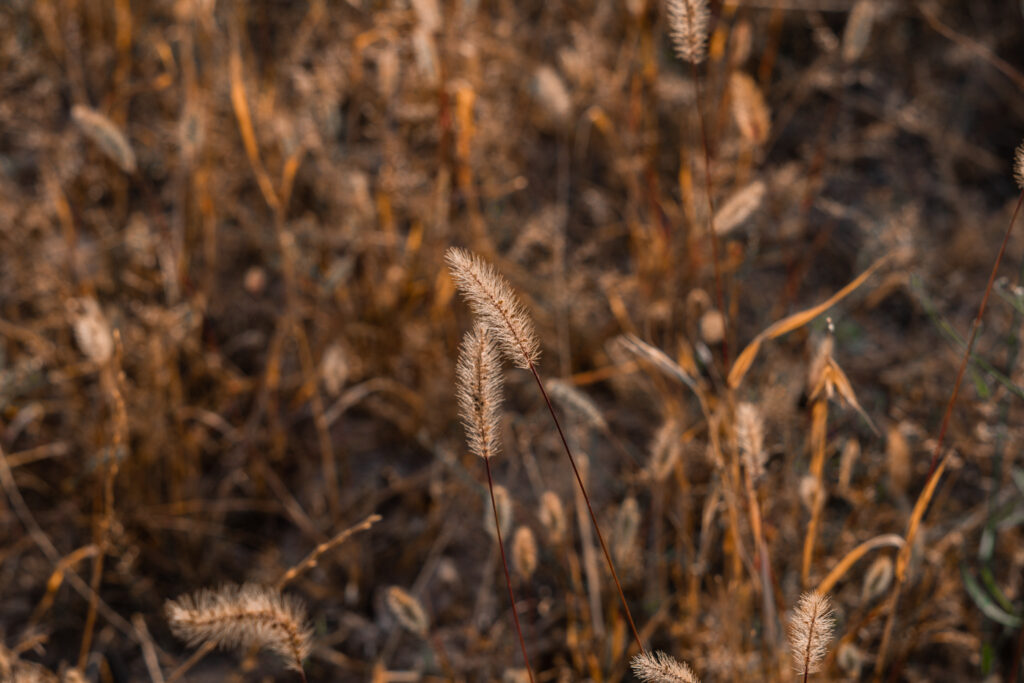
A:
[
  {"left": 742, "top": 463, "right": 776, "bottom": 647},
  {"left": 691, "top": 62, "right": 728, "bottom": 369},
  {"left": 927, "top": 190, "right": 1024, "bottom": 477},
  {"left": 801, "top": 398, "right": 828, "bottom": 586},
  {"left": 485, "top": 456, "right": 536, "bottom": 683},
  {"left": 875, "top": 189, "right": 1024, "bottom": 679},
  {"left": 527, "top": 364, "right": 645, "bottom": 654}
]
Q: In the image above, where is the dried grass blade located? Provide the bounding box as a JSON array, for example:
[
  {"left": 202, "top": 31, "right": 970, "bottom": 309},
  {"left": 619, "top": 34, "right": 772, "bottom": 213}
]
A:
[
  {"left": 816, "top": 533, "right": 904, "bottom": 595},
  {"left": 729, "top": 256, "right": 888, "bottom": 388},
  {"left": 229, "top": 29, "right": 279, "bottom": 212}
]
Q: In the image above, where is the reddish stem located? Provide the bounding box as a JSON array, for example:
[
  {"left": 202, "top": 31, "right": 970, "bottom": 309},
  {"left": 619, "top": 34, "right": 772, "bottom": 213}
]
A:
[
  {"left": 485, "top": 456, "right": 536, "bottom": 683},
  {"left": 692, "top": 62, "right": 729, "bottom": 371},
  {"left": 928, "top": 189, "right": 1024, "bottom": 477},
  {"left": 528, "top": 363, "right": 646, "bottom": 655}
]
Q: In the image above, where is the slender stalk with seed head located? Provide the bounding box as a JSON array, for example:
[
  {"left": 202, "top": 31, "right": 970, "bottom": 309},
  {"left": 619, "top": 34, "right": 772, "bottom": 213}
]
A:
[
  {"left": 446, "top": 247, "right": 645, "bottom": 654},
  {"left": 631, "top": 650, "right": 700, "bottom": 682},
  {"left": 875, "top": 142, "right": 1024, "bottom": 679},
  {"left": 165, "top": 583, "right": 312, "bottom": 682},
  {"left": 666, "top": 0, "right": 727, "bottom": 367},
  {"left": 788, "top": 591, "right": 835, "bottom": 682},
  {"left": 455, "top": 325, "right": 535, "bottom": 682}
]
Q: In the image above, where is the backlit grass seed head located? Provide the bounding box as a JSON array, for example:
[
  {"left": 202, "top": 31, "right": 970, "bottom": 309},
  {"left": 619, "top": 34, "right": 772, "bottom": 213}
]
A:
[
  {"left": 736, "top": 402, "right": 766, "bottom": 478},
  {"left": 729, "top": 72, "right": 771, "bottom": 146},
  {"left": 631, "top": 650, "right": 700, "bottom": 682},
  {"left": 666, "top": 0, "right": 709, "bottom": 65},
  {"left": 512, "top": 526, "right": 538, "bottom": 581},
  {"left": 714, "top": 179, "right": 766, "bottom": 236},
  {"left": 385, "top": 586, "right": 429, "bottom": 637},
  {"left": 165, "top": 583, "right": 312, "bottom": 673},
  {"left": 68, "top": 298, "right": 113, "bottom": 364},
  {"left": 445, "top": 247, "right": 540, "bottom": 369},
  {"left": 788, "top": 591, "right": 835, "bottom": 676},
  {"left": 456, "top": 325, "right": 505, "bottom": 460},
  {"left": 842, "top": 0, "right": 876, "bottom": 64},
  {"left": 539, "top": 491, "right": 566, "bottom": 544}
]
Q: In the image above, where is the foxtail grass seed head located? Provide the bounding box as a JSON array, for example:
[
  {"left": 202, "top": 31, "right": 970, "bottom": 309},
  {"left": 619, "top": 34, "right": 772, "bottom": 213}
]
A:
[
  {"left": 630, "top": 650, "right": 700, "bottom": 682},
  {"left": 385, "top": 586, "right": 429, "bottom": 637},
  {"left": 68, "top": 298, "right": 113, "bottom": 364},
  {"left": 788, "top": 591, "right": 835, "bottom": 676},
  {"left": 714, "top": 179, "right": 766, "bottom": 236},
  {"left": 666, "top": 0, "right": 709, "bottom": 65},
  {"left": 729, "top": 72, "right": 771, "bottom": 146},
  {"left": 699, "top": 309, "right": 725, "bottom": 344},
  {"left": 512, "top": 526, "right": 538, "bottom": 581},
  {"left": 63, "top": 668, "right": 87, "bottom": 683},
  {"left": 842, "top": 0, "right": 876, "bottom": 64},
  {"left": 1014, "top": 142, "right": 1024, "bottom": 189},
  {"left": 445, "top": 247, "right": 541, "bottom": 369},
  {"left": 735, "top": 402, "right": 766, "bottom": 478},
  {"left": 165, "top": 583, "right": 312, "bottom": 673},
  {"left": 539, "top": 491, "right": 566, "bottom": 544},
  {"left": 320, "top": 342, "right": 350, "bottom": 396},
  {"left": 456, "top": 325, "right": 505, "bottom": 460},
  {"left": 799, "top": 475, "right": 822, "bottom": 513}
]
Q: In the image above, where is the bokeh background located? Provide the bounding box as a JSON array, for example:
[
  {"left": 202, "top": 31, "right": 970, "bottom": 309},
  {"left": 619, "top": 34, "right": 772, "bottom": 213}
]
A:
[{"left": 2, "top": 0, "right": 1024, "bottom": 680}]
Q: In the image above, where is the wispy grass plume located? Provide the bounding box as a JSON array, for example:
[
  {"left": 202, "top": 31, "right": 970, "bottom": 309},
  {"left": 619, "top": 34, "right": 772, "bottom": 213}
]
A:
[
  {"left": 165, "top": 583, "right": 312, "bottom": 679},
  {"left": 788, "top": 590, "right": 835, "bottom": 680},
  {"left": 630, "top": 650, "right": 700, "bottom": 682},
  {"left": 455, "top": 324, "right": 535, "bottom": 682},
  {"left": 457, "top": 325, "right": 505, "bottom": 460},
  {"left": 666, "top": 0, "right": 709, "bottom": 65},
  {"left": 445, "top": 247, "right": 540, "bottom": 369},
  {"left": 448, "top": 247, "right": 646, "bottom": 654}
]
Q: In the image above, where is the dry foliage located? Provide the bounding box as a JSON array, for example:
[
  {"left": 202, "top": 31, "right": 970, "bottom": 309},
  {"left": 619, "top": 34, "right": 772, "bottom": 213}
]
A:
[{"left": 2, "top": 1, "right": 1024, "bottom": 681}]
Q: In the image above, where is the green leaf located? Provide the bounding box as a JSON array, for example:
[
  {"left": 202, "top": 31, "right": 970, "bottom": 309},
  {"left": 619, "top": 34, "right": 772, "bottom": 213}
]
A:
[{"left": 962, "top": 565, "right": 1023, "bottom": 627}]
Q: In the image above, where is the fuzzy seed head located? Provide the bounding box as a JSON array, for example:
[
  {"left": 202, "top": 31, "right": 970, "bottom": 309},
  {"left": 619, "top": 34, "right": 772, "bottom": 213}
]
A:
[
  {"left": 788, "top": 591, "right": 835, "bottom": 676},
  {"left": 538, "top": 491, "right": 567, "bottom": 544},
  {"left": 512, "top": 526, "right": 538, "bottom": 581},
  {"left": 165, "top": 583, "right": 312, "bottom": 673},
  {"left": 386, "top": 586, "right": 430, "bottom": 637},
  {"left": 729, "top": 72, "right": 771, "bottom": 146},
  {"left": 68, "top": 298, "right": 114, "bottom": 364},
  {"left": 715, "top": 179, "right": 766, "bottom": 236},
  {"left": 445, "top": 247, "right": 540, "bottom": 369},
  {"left": 456, "top": 325, "right": 505, "bottom": 460},
  {"left": 736, "top": 402, "right": 767, "bottom": 478},
  {"left": 666, "top": 0, "right": 710, "bottom": 65},
  {"left": 631, "top": 650, "right": 700, "bottom": 682}
]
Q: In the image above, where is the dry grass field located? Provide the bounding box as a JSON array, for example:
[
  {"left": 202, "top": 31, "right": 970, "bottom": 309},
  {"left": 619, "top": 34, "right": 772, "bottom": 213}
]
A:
[{"left": 2, "top": 0, "right": 1024, "bottom": 681}]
